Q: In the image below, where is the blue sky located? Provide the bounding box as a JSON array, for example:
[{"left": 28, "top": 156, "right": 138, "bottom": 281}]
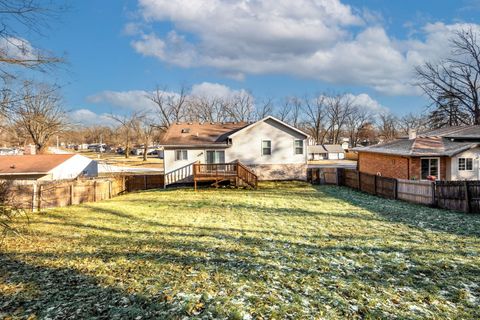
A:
[{"left": 25, "top": 0, "right": 480, "bottom": 124}]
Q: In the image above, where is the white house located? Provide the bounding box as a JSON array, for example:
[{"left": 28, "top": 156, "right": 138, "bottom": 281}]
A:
[
  {"left": 0, "top": 154, "right": 98, "bottom": 182},
  {"left": 307, "top": 145, "right": 345, "bottom": 160},
  {"left": 161, "top": 116, "right": 309, "bottom": 185}
]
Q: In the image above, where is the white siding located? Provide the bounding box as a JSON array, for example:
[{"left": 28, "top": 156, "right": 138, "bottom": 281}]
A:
[
  {"left": 50, "top": 155, "right": 98, "bottom": 180},
  {"left": 449, "top": 148, "right": 480, "bottom": 180},
  {"left": 226, "top": 119, "right": 307, "bottom": 165},
  {"left": 164, "top": 149, "right": 212, "bottom": 174}
]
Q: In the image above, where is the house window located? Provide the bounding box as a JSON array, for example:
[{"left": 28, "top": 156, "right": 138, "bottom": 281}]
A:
[
  {"left": 458, "top": 158, "right": 473, "bottom": 171},
  {"left": 294, "top": 140, "right": 304, "bottom": 155},
  {"left": 421, "top": 158, "right": 439, "bottom": 180},
  {"left": 262, "top": 140, "right": 272, "bottom": 155},
  {"left": 175, "top": 150, "right": 188, "bottom": 161},
  {"left": 206, "top": 150, "right": 225, "bottom": 164}
]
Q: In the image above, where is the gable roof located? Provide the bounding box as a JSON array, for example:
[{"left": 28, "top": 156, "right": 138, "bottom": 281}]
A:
[
  {"left": 308, "top": 145, "right": 327, "bottom": 153},
  {"left": 228, "top": 116, "right": 309, "bottom": 139},
  {"left": 160, "top": 116, "right": 308, "bottom": 147},
  {"left": 355, "top": 137, "right": 478, "bottom": 157},
  {"left": 323, "top": 144, "right": 345, "bottom": 153},
  {"left": 308, "top": 145, "right": 345, "bottom": 153},
  {"left": 0, "top": 154, "right": 76, "bottom": 175},
  {"left": 160, "top": 122, "right": 250, "bottom": 147}
]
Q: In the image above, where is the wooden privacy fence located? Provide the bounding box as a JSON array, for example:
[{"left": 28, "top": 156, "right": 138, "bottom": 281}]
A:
[
  {"left": 125, "top": 174, "right": 165, "bottom": 192},
  {"left": 397, "top": 179, "right": 434, "bottom": 205},
  {"left": 8, "top": 173, "right": 165, "bottom": 211},
  {"left": 436, "top": 181, "right": 480, "bottom": 213},
  {"left": 307, "top": 167, "right": 480, "bottom": 213}
]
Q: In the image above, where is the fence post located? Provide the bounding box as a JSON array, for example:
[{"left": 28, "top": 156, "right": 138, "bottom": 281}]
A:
[
  {"left": 464, "top": 181, "right": 471, "bottom": 213},
  {"left": 393, "top": 179, "right": 398, "bottom": 200},
  {"left": 109, "top": 180, "right": 112, "bottom": 199},
  {"left": 93, "top": 181, "right": 97, "bottom": 202},
  {"left": 374, "top": 174, "right": 378, "bottom": 195},
  {"left": 336, "top": 168, "right": 343, "bottom": 186},
  {"left": 357, "top": 171, "right": 361, "bottom": 190},
  {"left": 70, "top": 184, "right": 74, "bottom": 205},
  {"left": 37, "top": 184, "right": 42, "bottom": 211},
  {"left": 431, "top": 182, "right": 436, "bottom": 207},
  {"left": 144, "top": 175, "right": 148, "bottom": 190},
  {"left": 32, "top": 183, "right": 37, "bottom": 212}
]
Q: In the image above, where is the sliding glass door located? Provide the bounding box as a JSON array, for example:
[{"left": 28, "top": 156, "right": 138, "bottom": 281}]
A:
[{"left": 206, "top": 150, "right": 225, "bottom": 164}]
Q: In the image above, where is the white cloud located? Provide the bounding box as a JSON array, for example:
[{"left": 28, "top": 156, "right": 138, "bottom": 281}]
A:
[
  {"left": 70, "top": 109, "right": 115, "bottom": 127},
  {"left": 128, "top": 0, "right": 480, "bottom": 95},
  {"left": 0, "top": 37, "right": 37, "bottom": 61},
  {"left": 190, "top": 82, "right": 248, "bottom": 99},
  {"left": 346, "top": 93, "right": 387, "bottom": 112},
  {"left": 86, "top": 90, "right": 156, "bottom": 111}
]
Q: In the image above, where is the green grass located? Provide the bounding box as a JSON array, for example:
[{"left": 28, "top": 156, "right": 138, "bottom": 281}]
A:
[{"left": 1, "top": 182, "right": 480, "bottom": 319}]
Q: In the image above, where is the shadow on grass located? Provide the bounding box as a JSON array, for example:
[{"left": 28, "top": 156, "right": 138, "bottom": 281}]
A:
[
  {"left": 3, "top": 184, "right": 480, "bottom": 319},
  {"left": 0, "top": 254, "right": 166, "bottom": 319},
  {"left": 319, "top": 185, "right": 480, "bottom": 238}
]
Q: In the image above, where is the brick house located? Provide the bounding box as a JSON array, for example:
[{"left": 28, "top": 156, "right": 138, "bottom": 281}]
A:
[{"left": 355, "top": 126, "right": 480, "bottom": 181}]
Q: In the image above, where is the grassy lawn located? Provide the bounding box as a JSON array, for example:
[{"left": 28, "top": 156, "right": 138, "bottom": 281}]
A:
[{"left": 1, "top": 182, "right": 480, "bottom": 319}]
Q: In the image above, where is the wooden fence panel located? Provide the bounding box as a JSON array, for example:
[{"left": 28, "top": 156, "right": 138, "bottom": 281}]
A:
[
  {"left": 359, "top": 172, "right": 376, "bottom": 195},
  {"left": 376, "top": 176, "right": 397, "bottom": 199},
  {"left": 323, "top": 168, "right": 338, "bottom": 185},
  {"left": 126, "top": 174, "right": 165, "bottom": 192},
  {"left": 344, "top": 169, "right": 359, "bottom": 189},
  {"left": 40, "top": 183, "right": 71, "bottom": 209},
  {"left": 397, "top": 180, "right": 434, "bottom": 205},
  {"left": 10, "top": 185, "right": 35, "bottom": 210},
  {"left": 468, "top": 181, "right": 480, "bottom": 213},
  {"left": 435, "top": 181, "right": 466, "bottom": 212}
]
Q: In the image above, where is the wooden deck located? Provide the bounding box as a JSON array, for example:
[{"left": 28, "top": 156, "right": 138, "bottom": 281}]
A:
[{"left": 193, "top": 162, "right": 258, "bottom": 190}]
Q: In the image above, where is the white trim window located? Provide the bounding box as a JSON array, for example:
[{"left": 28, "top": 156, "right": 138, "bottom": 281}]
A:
[
  {"left": 175, "top": 150, "right": 188, "bottom": 161},
  {"left": 421, "top": 158, "right": 440, "bottom": 180},
  {"left": 206, "top": 150, "right": 225, "bottom": 164},
  {"left": 262, "top": 140, "right": 272, "bottom": 156},
  {"left": 294, "top": 139, "right": 304, "bottom": 155},
  {"left": 458, "top": 158, "right": 473, "bottom": 171}
]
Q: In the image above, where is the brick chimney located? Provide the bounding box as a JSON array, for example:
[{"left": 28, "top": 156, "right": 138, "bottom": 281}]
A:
[{"left": 408, "top": 129, "right": 417, "bottom": 140}]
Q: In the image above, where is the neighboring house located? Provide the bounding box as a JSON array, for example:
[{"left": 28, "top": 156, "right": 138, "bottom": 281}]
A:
[
  {"left": 161, "top": 116, "right": 309, "bottom": 185},
  {"left": 0, "top": 154, "right": 98, "bottom": 182},
  {"left": 308, "top": 145, "right": 345, "bottom": 160},
  {"left": 355, "top": 126, "right": 480, "bottom": 181}
]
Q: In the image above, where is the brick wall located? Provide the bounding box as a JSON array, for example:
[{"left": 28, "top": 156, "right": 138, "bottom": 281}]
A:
[
  {"left": 359, "top": 152, "right": 448, "bottom": 180},
  {"left": 358, "top": 152, "right": 410, "bottom": 179}
]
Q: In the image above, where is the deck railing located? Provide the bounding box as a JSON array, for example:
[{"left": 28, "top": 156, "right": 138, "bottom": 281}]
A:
[{"left": 193, "top": 162, "right": 258, "bottom": 189}]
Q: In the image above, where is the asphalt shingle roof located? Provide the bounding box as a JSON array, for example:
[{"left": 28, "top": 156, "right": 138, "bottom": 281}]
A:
[
  {"left": 355, "top": 137, "right": 478, "bottom": 157},
  {"left": 0, "top": 154, "right": 75, "bottom": 174},
  {"left": 160, "top": 122, "right": 250, "bottom": 147}
]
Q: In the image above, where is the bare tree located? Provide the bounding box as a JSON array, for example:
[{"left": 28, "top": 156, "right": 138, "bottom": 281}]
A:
[
  {"left": 254, "top": 98, "right": 273, "bottom": 121},
  {"left": 415, "top": 28, "right": 480, "bottom": 125},
  {"left": 133, "top": 114, "right": 158, "bottom": 161},
  {"left": 189, "top": 95, "right": 229, "bottom": 123},
  {"left": 227, "top": 91, "right": 255, "bottom": 122},
  {"left": 377, "top": 112, "right": 399, "bottom": 142},
  {"left": 303, "top": 95, "right": 325, "bottom": 143},
  {"left": 323, "top": 94, "right": 355, "bottom": 144},
  {"left": 11, "top": 82, "right": 66, "bottom": 153},
  {"left": 0, "top": 0, "right": 65, "bottom": 79},
  {"left": 275, "top": 98, "right": 292, "bottom": 123},
  {"left": 149, "top": 85, "right": 189, "bottom": 130},
  {"left": 109, "top": 111, "right": 144, "bottom": 158},
  {"left": 398, "top": 113, "right": 428, "bottom": 135},
  {"left": 345, "top": 106, "right": 373, "bottom": 147}
]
